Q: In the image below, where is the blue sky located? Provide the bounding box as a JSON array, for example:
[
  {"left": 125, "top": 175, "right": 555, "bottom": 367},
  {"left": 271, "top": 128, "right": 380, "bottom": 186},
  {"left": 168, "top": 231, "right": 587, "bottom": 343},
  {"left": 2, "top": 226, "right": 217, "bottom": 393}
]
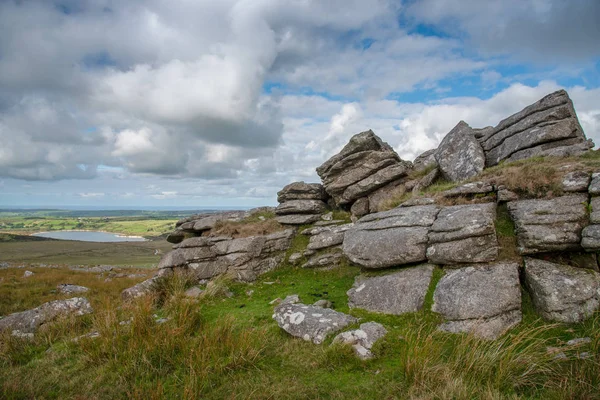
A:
[{"left": 0, "top": 0, "right": 599, "bottom": 208}]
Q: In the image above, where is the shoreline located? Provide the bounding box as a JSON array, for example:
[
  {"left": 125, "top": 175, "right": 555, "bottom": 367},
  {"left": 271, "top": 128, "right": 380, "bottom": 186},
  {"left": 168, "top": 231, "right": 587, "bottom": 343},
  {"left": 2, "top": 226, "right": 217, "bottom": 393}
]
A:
[{"left": 30, "top": 230, "right": 148, "bottom": 240}]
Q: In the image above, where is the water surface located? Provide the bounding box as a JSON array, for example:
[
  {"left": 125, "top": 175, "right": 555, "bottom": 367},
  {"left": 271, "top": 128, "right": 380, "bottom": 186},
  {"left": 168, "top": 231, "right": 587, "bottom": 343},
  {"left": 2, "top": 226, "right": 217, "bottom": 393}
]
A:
[{"left": 32, "top": 231, "right": 147, "bottom": 242}]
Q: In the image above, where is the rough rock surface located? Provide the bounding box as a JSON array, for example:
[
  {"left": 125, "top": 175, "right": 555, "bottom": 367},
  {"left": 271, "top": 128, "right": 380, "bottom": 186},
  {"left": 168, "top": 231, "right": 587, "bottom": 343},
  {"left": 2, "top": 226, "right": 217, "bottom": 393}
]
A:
[
  {"left": 347, "top": 265, "right": 434, "bottom": 315},
  {"left": 277, "top": 182, "right": 328, "bottom": 203},
  {"left": 439, "top": 181, "right": 494, "bottom": 198},
  {"left": 478, "top": 90, "right": 590, "bottom": 167},
  {"left": 333, "top": 322, "right": 388, "bottom": 359},
  {"left": 0, "top": 298, "right": 93, "bottom": 334},
  {"left": 275, "top": 200, "right": 328, "bottom": 215},
  {"left": 412, "top": 167, "right": 439, "bottom": 194},
  {"left": 589, "top": 173, "right": 600, "bottom": 195},
  {"left": 177, "top": 211, "right": 248, "bottom": 233},
  {"left": 582, "top": 224, "right": 600, "bottom": 250},
  {"left": 524, "top": 258, "right": 600, "bottom": 323},
  {"left": 432, "top": 263, "right": 522, "bottom": 339},
  {"left": 57, "top": 284, "right": 89, "bottom": 294},
  {"left": 367, "top": 179, "right": 407, "bottom": 213},
  {"left": 275, "top": 214, "right": 321, "bottom": 225},
  {"left": 306, "top": 224, "right": 353, "bottom": 251},
  {"left": 413, "top": 149, "right": 437, "bottom": 172},
  {"left": 302, "top": 250, "right": 344, "bottom": 269},
  {"left": 427, "top": 203, "right": 498, "bottom": 264},
  {"left": 435, "top": 121, "right": 485, "bottom": 182},
  {"left": 158, "top": 229, "right": 295, "bottom": 282},
  {"left": 121, "top": 273, "right": 170, "bottom": 301},
  {"left": 508, "top": 194, "right": 588, "bottom": 254},
  {"left": 562, "top": 171, "right": 591, "bottom": 192},
  {"left": 316, "top": 130, "right": 411, "bottom": 206},
  {"left": 273, "top": 297, "right": 357, "bottom": 344},
  {"left": 343, "top": 205, "right": 439, "bottom": 269}
]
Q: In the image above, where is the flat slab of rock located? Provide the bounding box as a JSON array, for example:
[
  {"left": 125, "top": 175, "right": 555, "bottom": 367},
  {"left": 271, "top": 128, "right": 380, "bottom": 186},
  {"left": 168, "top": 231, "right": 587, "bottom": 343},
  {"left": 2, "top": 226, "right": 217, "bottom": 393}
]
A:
[
  {"left": 479, "top": 90, "right": 589, "bottom": 167},
  {"left": 275, "top": 200, "right": 328, "bottom": 215},
  {"left": 0, "top": 297, "right": 93, "bottom": 334},
  {"left": 347, "top": 265, "right": 434, "bottom": 315},
  {"left": 332, "top": 322, "right": 387, "bottom": 359},
  {"left": 435, "top": 121, "right": 485, "bottom": 182},
  {"left": 524, "top": 258, "right": 600, "bottom": 323},
  {"left": 302, "top": 251, "right": 344, "bottom": 269},
  {"left": 275, "top": 214, "right": 321, "bottom": 225},
  {"left": 57, "top": 284, "right": 89, "bottom": 294},
  {"left": 582, "top": 224, "right": 600, "bottom": 250},
  {"left": 427, "top": 203, "right": 498, "bottom": 264},
  {"left": 343, "top": 205, "right": 439, "bottom": 269},
  {"left": 277, "top": 182, "right": 328, "bottom": 203},
  {"left": 439, "top": 181, "right": 494, "bottom": 198},
  {"left": 508, "top": 194, "right": 588, "bottom": 254},
  {"left": 273, "top": 298, "right": 357, "bottom": 344},
  {"left": 306, "top": 224, "right": 353, "bottom": 251},
  {"left": 432, "top": 263, "right": 521, "bottom": 339},
  {"left": 562, "top": 171, "right": 591, "bottom": 192}
]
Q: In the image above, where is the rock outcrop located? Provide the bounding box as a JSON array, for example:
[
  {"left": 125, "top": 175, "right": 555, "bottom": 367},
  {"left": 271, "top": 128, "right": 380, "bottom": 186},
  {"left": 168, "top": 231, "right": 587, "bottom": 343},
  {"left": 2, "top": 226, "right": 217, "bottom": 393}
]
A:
[
  {"left": 275, "top": 182, "right": 329, "bottom": 225},
  {"left": 508, "top": 194, "right": 588, "bottom": 254},
  {"left": 524, "top": 258, "right": 600, "bottom": 323},
  {"left": 332, "top": 322, "right": 387, "bottom": 359},
  {"left": 0, "top": 297, "right": 93, "bottom": 335},
  {"left": 158, "top": 229, "right": 295, "bottom": 282},
  {"left": 272, "top": 295, "right": 357, "bottom": 344},
  {"left": 316, "top": 130, "right": 412, "bottom": 209},
  {"left": 347, "top": 265, "right": 434, "bottom": 315},
  {"left": 435, "top": 121, "right": 485, "bottom": 182},
  {"left": 478, "top": 90, "right": 592, "bottom": 167},
  {"left": 432, "top": 263, "right": 522, "bottom": 340}
]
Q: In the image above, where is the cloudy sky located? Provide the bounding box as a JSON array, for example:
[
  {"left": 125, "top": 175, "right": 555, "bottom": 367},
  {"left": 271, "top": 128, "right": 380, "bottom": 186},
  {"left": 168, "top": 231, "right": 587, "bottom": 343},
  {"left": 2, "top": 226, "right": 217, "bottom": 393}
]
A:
[{"left": 0, "top": 0, "right": 599, "bottom": 209}]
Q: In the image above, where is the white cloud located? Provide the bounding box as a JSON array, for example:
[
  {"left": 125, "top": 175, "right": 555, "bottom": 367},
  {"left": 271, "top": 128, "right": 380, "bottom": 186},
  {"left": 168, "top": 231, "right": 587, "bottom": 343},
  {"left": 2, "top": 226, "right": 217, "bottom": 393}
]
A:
[{"left": 78, "top": 192, "right": 105, "bottom": 198}]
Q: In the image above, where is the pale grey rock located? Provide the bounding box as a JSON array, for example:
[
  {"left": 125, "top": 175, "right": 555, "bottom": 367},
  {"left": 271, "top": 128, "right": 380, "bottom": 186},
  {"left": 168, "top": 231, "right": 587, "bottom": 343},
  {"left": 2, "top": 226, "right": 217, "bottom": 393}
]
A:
[
  {"left": 400, "top": 197, "right": 435, "bottom": 207},
  {"left": 122, "top": 276, "right": 162, "bottom": 300},
  {"left": 273, "top": 300, "right": 358, "bottom": 344},
  {"left": 302, "top": 251, "right": 344, "bottom": 269},
  {"left": 566, "top": 337, "right": 591, "bottom": 346},
  {"left": 0, "top": 297, "right": 93, "bottom": 334},
  {"left": 72, "top": 331, "right": 101, "bottom": 342},
  {"left": 589, "top": 197, "right": 600, "bottom": 224},
  {"left": 427, "top": 203, "right": 498, "bottom": 264},
  {"left": 589, "top": 173, "right": 600, "bottom": 195},
  {"left": 57, "top": 284, "right": 89, "bottom": 294},
  {"left": 184, "top": 286, "right": 203, "bottom": 298},
  {"left": 473, "top": 126, "right": 494, "bottom": 139},
  {"left": 176, "top": 211, "right": 247, "bottom": 229},
  {"left": 367, "top": 179, "right": 407, "bottom": 213},
  {"left": 332, "top": 322, "right": 388, "bottom": 360},
  {"left": 288, "top": 253, "right": 303, "bottom": 264},
  {"left": 562, "top": 171, "right": 591, "bottom": 192},
  {"left": 343, "top": 205, "right": 439, "bottom": 269},
  {"left": 432, "top": 263, "right": 522, "bottom": 339},
  {"left": 524, "top": 258, "right": 600, "bottom": 323},
  {"left": 347, "top": 265, "right": 434, "bottom": 315},
  {"left": 275, "top": 199, "right": 328, "bottom": 215},
  {"left": 321, "top": 212, "right": 333, "bottom": 221},
  {"left": 277, "top": 182, "right": 328, "bottom": 203},
  {"left": 496, "top": 185, "right": 519, "bottom": 202},
  {"left": 412, "top": 167, "right": 439, "bottom": 194},
  {"left": 307, "top": 224, "right": 353, "bottom": 251},
  {"left": 508, "top": 194, "right": 588, "bottom": 254},
  {"left": 166, "top": 229, "right": 189, "bottom": 244},
  {"left": 316, "top": 130, "right": 410, "bottom": 206},
  {"left": 435, "top": 121, "right": 485, "bottom": 182},
  {"left": 413, "top": 149, "right": 437, "bottom": 172},
  {"left": 350, "top": 197, "right": 370, "bottom": 220},
  {"left": 313, "top": 300, "right": 333, "bottom": 308},
  {"left": 276, "top": 214, "right": 321, "bottom": 225},
  {"left": 582, "top": 225, "right": 600, "bottom": 250},
  {"left": 480, "top": 90, "right": 588, "bottom": 167},
  {"left": 23, "top": 270, "right": 34, "bottom": 278},
  {"left": 439, "top": 181, "right": 494, "bottom": 198}
]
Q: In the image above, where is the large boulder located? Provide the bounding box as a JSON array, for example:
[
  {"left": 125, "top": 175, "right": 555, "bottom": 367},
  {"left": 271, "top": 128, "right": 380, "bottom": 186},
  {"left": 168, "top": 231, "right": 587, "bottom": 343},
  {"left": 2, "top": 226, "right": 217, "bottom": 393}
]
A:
[
  {"left": 0, "top": 297, "right": 93, "bottom": 334},
  {"left": 275, "top": 200, "right": 328, "bottom": 215},
  {"left": 426, "top": 203, "right": 498, "bottom": 264},
  {"left": 524, "top": 258, "right": 600, "bottom": 323},
  {"left": 272, "top": 296, "right": 357, "bottom": 344},
  {"left": 277, "top": 182, "right": 328, "bottom": 203},
  {"left": 316, "top": 130, "right": 412, "bottom": 206},
  {"left": 478, "top": 90, "right": 592, "bottom": 167},
  {"left": 434, "top": 121, "right": 485, "bottom": 182},
  {"left": 508, "top": 194, "right": 588, "bottom": 254},
  {"left": 432, "top": 263, "right": 522, "bottom": 340},
  {"left": 347, "top": 265, "right": 434, "bottom": 315},
  {"left": 343, "top": 205, "right": 440, "bottom": 269}
]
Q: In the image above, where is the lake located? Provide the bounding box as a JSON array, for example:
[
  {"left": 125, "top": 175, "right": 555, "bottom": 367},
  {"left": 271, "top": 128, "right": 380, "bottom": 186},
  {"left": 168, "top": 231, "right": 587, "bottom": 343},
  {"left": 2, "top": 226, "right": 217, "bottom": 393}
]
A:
[{"left": 32, "top": 231, "right": 148, "bottom": 242}]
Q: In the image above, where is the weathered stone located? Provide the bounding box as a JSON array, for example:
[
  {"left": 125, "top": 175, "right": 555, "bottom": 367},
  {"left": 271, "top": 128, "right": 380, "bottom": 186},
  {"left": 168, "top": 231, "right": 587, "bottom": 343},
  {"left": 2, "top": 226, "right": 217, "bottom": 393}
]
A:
[
  {"left": 432, "top": 263, "right": 522, "bottom": 339},
  {"left": 589, "top": 172, "right": 600, "bottom": 195},
  {"left": 275, "top": 199, "right": 328, "bottom": 215},
  {"left": 121, "top": 276, "right": 163, "bottom": 300},
  {"left": 473, "top": 126, "right": 494, "bottom": 139},
  {"left": 427, "top": 203, "right": 498, "bottom": 264},
  {"left": 412, "top": 167, "right": 439, "bottom": 194},
  {"left": 435, "top": 121, "right": 485, "bottom": 182},
  {"left": 23, "top": 270, "right": 34, "bottom": 278},
  {"left": 439, "top": 181, "right": 494, "bottom": 198},
  {"left": 307, "top": 224, "right": 353, "bottom": 251},
  {"left": 367, "top": 179, "right": 407, "bottom": 213},
  {"left": 302, "top": 251, "right": 344, "bottom": 269},
  {"left": 400, "top": 197, "right": 435, "bottom": 207},
  {"left": 343, "top": 205, "right": 440, "bottom": 269},
  {"left": 332, "top": 322, "right": 387, "bottom": 360},
  {"left": 176, "top": 211, "right": 247, "bottom": 229},
  {"left": 347, "top": 265, "right": 434, "bottom": 315},
  {"left": 524, "top": 258, "right": 600, "bottom": 323},
  {"left": 497, "top": 185, "right": 519, "bottom": 202},
  {"left": 350, "top": 197, "right": 370, "bottom": 220},
  {"left": 581, "top": 225, "right": 600, "bottom": 250},
  {"left": 184, "top": 286, "right": 204, "bottom": 298},
  {"left": 508, "top": 194, "right": 588, "bottom": 254},
  {"left": 0, "top": 298, "right": 93, "bottom": 334},
  {"left": 313, "top": 300, "right": 333, "bottom": 308},
  {"left": 273, "top": 299, "right": 358, "bottom": 344},
  {"left": 413, "top": 149, "right": 437, "bottom": 172},
  {"left": 340, "top": 162, "right": 412, "bottom": 205},
  {"left": 57, "top": 284, "right": 89, "bottom": 294},
  {"left": 277, "top": 182, "right": 328, "bottom": 203},
  {"left": 562, "top": 171, "right": 591, "bottom": 192},
  {"left": 479, "top": 90, "right": 589, "bottom": 167},
  {"left": 590, "top": 197, "right": 600, "bottom": 224},
  {"left": 288, "top": 253, "right": 303, "bottom": 264},
  {"left": 166, "top": 229, "right": 189, "bottom": 244},
  {"left": 275, "top": 214, "right": 321, "bottom": 225}
]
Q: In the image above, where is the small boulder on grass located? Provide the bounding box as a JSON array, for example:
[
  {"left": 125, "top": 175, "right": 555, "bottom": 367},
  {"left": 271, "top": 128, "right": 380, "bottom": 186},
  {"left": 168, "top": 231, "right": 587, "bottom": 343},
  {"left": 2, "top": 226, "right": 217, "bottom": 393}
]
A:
[
  {"left": 57, "top": 284, "right": 89, "bottom": 294},
  {"left": 332, "top": 322, "right": 388, "bottom": 360},
  {"left": 184, "top": 286, "right": 203, "bottom": 298},
  {"left": 23, "top": 270, "right": 34, "bottom": 278}
]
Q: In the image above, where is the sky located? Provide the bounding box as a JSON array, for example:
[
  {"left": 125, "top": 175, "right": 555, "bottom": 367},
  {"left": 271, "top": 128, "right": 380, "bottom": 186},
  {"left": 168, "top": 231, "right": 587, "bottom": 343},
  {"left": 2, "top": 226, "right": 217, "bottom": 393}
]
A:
[{"left": 0, "top": 0, "right": 599, "bottom": 209}]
